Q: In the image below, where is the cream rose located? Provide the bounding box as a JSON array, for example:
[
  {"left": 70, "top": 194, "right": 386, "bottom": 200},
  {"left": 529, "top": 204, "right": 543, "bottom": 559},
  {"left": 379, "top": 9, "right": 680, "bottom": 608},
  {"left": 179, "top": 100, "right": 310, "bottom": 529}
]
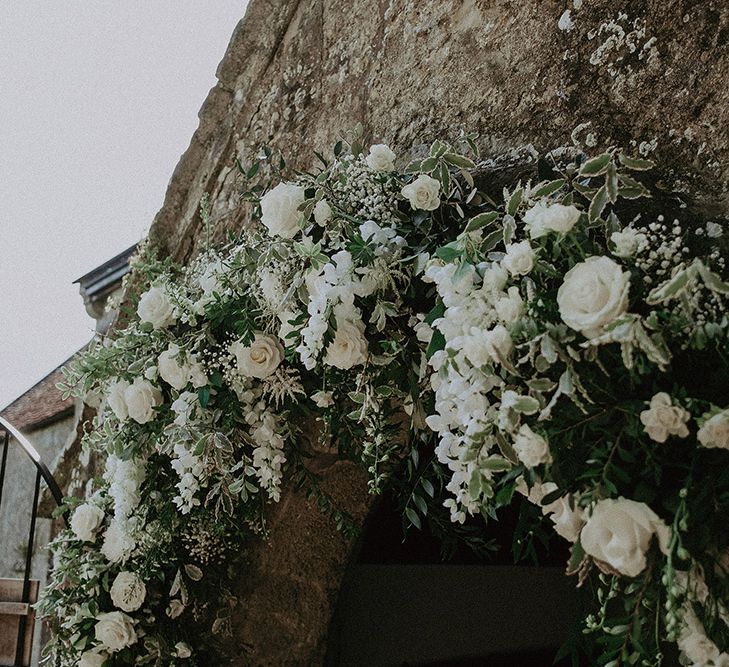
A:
[
  {"left": 501, "top": 241, "right": 535, "bottom": 276},
  {"left": 260, "top": 182, "right": 305, "bottom": 239},
  {"left": 698, "top": 409, "right": 729, "bottom": 450},
  {"left": 401, "top": 174, "right": 440, "bottom": 211},
  {"left": 158, "top": 344, "right": 188, "bottom": 390},
  {"left": 523, "top": 202, "right": 581, "bottom": 238},
  {"left": 365, "top": 143, "right": 396, "bottom": 172},
  {"left": 107, "top": 379, "right": 130, "bottom": 421},
  {"left": 137, "top": 286, "right": 176, "bottom": 330},
  {"left": 513, "top": 424, "right": 551, "bottom": 468},
  {"left": 231, "top": 333, "right": 284, "bottom": 379},
  {"left": 639, "top": 393, "right": 690, "bottom": 443},
  {"left": 324, "top": 317, "right": 369, "bottom": 370},
  {"left": 123, "top": 378, "right": 162, "bottom": 425},
  {"left": 94, "top": 611, "right": 137, "bottom": 652},
  {"left": 557, "top": 256, "right": 630, "bottom": 338},
  {"left": 313, "top": 199, "right": 333, "bottom": 226},
  {"left": 78, "top": 650, "right": 107, "bottom": 667},
  {"left": 110, "top": 571, "right": 147, "bottom": 612},
  {"left": 580, "top": 498, "right": 670, "bottom": 577},
  {"left": 70, "top": 503, "right": 105, "bottom": 542}
]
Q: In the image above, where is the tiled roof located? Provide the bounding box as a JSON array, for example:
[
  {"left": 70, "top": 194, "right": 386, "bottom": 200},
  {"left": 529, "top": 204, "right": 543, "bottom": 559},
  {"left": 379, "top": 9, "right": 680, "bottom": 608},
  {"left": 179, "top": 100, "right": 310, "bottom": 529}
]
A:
[{"left": 1, "top": 361, "right": 76, "bottom": 432}]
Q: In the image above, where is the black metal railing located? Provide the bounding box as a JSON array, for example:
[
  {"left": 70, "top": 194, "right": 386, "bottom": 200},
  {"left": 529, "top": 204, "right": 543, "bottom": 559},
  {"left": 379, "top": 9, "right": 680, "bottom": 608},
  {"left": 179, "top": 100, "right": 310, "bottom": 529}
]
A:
[{"left": 0, "top": 416, "right": 65, "bottom": 667}]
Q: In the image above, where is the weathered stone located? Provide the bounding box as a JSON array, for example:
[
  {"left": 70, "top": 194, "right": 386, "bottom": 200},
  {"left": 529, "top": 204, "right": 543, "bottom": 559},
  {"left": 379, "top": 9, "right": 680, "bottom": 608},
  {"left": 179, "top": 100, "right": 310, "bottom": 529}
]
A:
[{"left": 136, "top": 1, "right": 729, "bottom": 663}]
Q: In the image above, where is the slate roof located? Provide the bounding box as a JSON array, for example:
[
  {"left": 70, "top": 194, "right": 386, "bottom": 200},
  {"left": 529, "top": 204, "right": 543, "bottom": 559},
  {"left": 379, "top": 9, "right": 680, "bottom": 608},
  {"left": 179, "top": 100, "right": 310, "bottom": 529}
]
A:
[{"left": 1, "top": 361, "right": 76, "bottom": 432}]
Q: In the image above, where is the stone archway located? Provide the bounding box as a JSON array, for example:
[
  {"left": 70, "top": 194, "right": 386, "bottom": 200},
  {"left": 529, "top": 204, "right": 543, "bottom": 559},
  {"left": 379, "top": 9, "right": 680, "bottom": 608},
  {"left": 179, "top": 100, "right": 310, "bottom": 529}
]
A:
[{"left": 126, "top": 1, "right": 729, "bottom": 664}]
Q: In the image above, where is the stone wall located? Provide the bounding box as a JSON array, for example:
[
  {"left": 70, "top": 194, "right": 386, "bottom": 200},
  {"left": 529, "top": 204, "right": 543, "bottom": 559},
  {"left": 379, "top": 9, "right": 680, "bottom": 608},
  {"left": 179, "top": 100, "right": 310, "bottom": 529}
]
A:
[{"left": 137, "top": 1, "right": 729, "bottom": 663}]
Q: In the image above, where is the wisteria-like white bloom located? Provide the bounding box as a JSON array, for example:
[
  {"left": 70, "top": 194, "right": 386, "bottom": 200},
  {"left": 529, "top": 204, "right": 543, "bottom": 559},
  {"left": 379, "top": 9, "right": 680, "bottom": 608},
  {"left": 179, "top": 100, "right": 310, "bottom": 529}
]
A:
[
  {"left": 94, "top": 611, "right": 137, "bottom": 652},
  {"left": 512, "top": 424, "right": 551, "bottom": 468},
  {"left": 110, "top": 571, "right": 146, "bottom": 612},
  {"left": 557, "top": 256, "right": 630, "bottom": 338},
  {"left": 123, "top": 378, "right": 162, "bottom": 425},
  {"left": 580, "top": 498, "right": 670, "bottom": 577},
  {"left": 171, "top": 391, "right": 198, "bottom": 427},
  {"left": 260, "top": 182, "right": 305, "bottom": 238},
  {"left": 494, "top": 286, "right": 524, "bottom": 324},
  {"left": 137, "top": 286, "right": 176, "bottom": 330},
  {"left": 523, "top": 202, "right": 581, "bottom": 238},
  {"left": 365, "top": 143, "right": 396, "bottom": 172},
  {"left": 639, "top": 392, "right": 690, "bottom": 443},
  {"left": 401, "top": 174, "right": 440, "bottom": 211},
  {"left": 502, "top": 241, "right": 534, "bottom": 276},
  {"left": 170, "top": 443, "right": 205, "bottom": 514},
  {"left": 104, "top": 456, "right": 146, "bottom": 522},
  {"left": 698, "top": 409, "right": 729, "bottom": 450},
  {"left": 70, "top": 503, "right": 105, "bottom": 542},
  {"left": 231, "top": 333, "right": 284, "bottom": 379},
  {"left": 250, "top": 414, "right": 287, "bottom": 502},
  {"left": 101, "top": 520, "right": 136, "bottom": 565}
]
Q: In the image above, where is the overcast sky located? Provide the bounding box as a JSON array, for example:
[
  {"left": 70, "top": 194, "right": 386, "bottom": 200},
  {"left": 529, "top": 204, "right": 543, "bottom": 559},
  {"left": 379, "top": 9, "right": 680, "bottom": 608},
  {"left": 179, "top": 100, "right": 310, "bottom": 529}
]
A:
[{"left": 0, "top": 2, "right": 246, "bottom": 409}]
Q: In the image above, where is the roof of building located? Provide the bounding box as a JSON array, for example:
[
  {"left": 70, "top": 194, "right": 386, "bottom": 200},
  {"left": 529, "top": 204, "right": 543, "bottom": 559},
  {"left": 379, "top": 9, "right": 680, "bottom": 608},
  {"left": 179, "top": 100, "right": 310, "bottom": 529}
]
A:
[
  {"left": 75, "top": 243, "right": 137, "bottom": 308},
  {"left": 0, "top": 360, "right": 76, "bottom": 432}
]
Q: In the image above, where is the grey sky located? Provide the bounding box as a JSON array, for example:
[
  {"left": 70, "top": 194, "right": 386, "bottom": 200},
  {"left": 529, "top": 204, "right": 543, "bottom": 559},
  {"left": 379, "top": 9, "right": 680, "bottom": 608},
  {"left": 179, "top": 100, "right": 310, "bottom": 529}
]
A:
[{"left": 0, "top": 2, "right": 246, "bottom": 408}]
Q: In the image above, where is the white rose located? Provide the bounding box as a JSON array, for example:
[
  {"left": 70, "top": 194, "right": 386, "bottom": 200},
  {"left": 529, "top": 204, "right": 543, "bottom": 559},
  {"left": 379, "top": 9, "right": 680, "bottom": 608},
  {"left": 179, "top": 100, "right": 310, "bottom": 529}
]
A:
[
  {"left": 513, "top": 424, "right": 551, "bottom": 468},
  {"left": 313, "top": 199, "right": 333, "bottom": 226},
  {"left": 494, "top": 286, "right": 524, "bottom": 324},
  {"left": 94, "top": 611, "right": 137, "bottom": 652},
  {"left": 610, "top": 227, "right": 646, "bottom": 258},
  {"left": 70, "top": 503, "right": 105, "bottom": 542},
  {"left": 401, "top": 174, "right": 440, "bottom": 211},
  {"left": 365, "top": 143, "right": 396, "bottom": 172},
  {"left": 639, "top": 393, "right": 690, "bottom": 443},
  {"left": 580, "top": 498, "right": 670, "bottom": 577},
  {"left": 557, "top": 256, "right": 630, "bottom": 338},
  {"left": 698, "top": 409, "right": 729, "bottom": 450},
  {"left": 78, "top": 650, "right": 107, "bottom": 667},
  {"left": 523, "top": 202, "right": 581, "bottom": 238},
  {"left": 123, "top": 378, "right": 162, "bottom": 425},
  {"left": 107, "top": 379, "right": 130, "bottom": 421},
  {"left": 110, "top": 571, "right": 146, "bottom": 612},
  {"left": 158, "top": 344, "right": 188, "bottom": 390},
  {"left": 231, "top": 333, "right": 283, "bottom": 379},
  {"left": 324, "top": 317, "right": 369, "bottom": 370},
  {"left": 501, "top": 241, "right": 535, "bottom": 276},
  {"left": 137, "top": 286, "right": 176, "bottom": 330},
  {"left": 481, "top": 264, "right": 509, "bottom": 293},
  {"left": 260, "top": 182, "right": 305, "bottom": 239},
  {"left": 175, "top": 642, "right": 192, "bottom": 659}
]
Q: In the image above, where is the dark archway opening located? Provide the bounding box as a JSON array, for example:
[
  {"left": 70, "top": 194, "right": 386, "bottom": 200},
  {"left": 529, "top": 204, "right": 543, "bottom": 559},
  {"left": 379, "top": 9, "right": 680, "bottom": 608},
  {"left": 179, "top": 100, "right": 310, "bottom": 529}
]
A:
[{"left": 326, "top": 493, "right": 586, "bottom": 666}]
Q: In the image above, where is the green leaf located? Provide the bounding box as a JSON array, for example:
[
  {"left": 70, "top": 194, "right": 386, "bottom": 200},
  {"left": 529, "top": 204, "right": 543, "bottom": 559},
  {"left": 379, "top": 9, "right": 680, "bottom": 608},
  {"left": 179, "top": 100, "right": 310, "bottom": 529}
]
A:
[
  {"left": 697, "top": 260, "right": 729, "bottom": 294},
  {"left": 618, "top": 153, "right": 655, "bottom": 171},
  {"left": 442, "top": 152, "right": 475, "bottom": 168},
  {"left": 506, "top": 187, "right": 523, "bottom": 216},
  {"left": 510, "top": 395, "right": 540, "bottom": 414},
  {"left": 646, "top": 267, "right": 692, "bottom": 304},
  {"left": 405, "top": 506, "right": 422, "bottom": 529},
  {"left": 198, "top": 386, "right": 211, "bottom": 408},
  {"left": 404, "top": 159, "right": 423, "bottom": 173},
  {"left": 421, "top": 478, "right": 435, "bottom": 498},
  {"left": 412, "top": 494, "right": 428, "bottom": 515},
  {"left": 435, "top": 242, "right": 462, "bottom": 262},
  {"left": 589, "top": 185, "right": 609, "bottom": 223},
  {"left": 606, "top": 162, "right": 619, "bottom": 204},
  {"left": 481, "top": 228, "right": 503, "bottom": 253},
  {"left": 579, "top": 152, "right": 612, "bottom": 177},
  {"left": 464, "top": 211, "right": 499, "bottom": 233},
  {"left": 531, "top": 179, "right": 565, "bottom": 198},
  {"left": 426, "top": 330, "right": 446, "bottom": 359}
]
